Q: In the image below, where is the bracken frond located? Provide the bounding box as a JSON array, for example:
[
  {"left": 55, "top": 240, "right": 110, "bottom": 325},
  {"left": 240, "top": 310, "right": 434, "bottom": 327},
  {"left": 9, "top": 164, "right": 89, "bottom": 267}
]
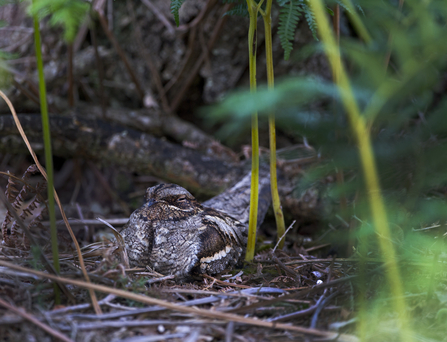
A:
[
  {"left": 224, "top": 3, "right": 249, "bottom": 17},
  {"left": 12, "top": 187, "right": 26, "bottom": 210},
  {"left": 5, "top": 175, "right": 19, "bottom": 202},
  {"left": 331, "top": 0, "right": 365, "bottom": 16},
  {"left": 1, "top": 166, "right": 46, "bottom": 249},
  {"left": 278, "top": 0, "right": 303, "bottom": 60},
  {"left": 355, "top": 2, "right": 365, "bottom": 15},
  {"left": 170, "top": 0, "right": 185, "bottom": 27},
  {"left": 27, "top": 0, "right": 89, "bottom": 42},
  {"left": 22, "top": 164, "right": 39, "bottom": 181},
  {"left": 302, "top": 2, "right": 318, "bottom": 41}
]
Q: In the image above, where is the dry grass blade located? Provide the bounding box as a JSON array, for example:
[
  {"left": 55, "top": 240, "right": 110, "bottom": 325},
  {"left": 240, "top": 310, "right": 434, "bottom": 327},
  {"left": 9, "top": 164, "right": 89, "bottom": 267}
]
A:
[
  {"left": 202, "top": 274, "right": 251, "bottom": 289},
  {"left": 0, "top": 297, "right": 74, "bottom": 342},
  {"left": 96, "top": 217, "right": 129, "bottom": 268},
  {"left": 0, "top": 90, "right": 101, "bottom": 314},
  {"left": 0, "top": 259, "right": 358, "bottom": 340}
]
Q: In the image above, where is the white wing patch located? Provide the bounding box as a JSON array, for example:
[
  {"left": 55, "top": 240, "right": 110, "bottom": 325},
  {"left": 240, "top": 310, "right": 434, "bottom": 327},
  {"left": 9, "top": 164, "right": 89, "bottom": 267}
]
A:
[
  {"left": 200, "top": 245, "right": 232, "bottom": 264},
  {"left": 166, "top": 204, "right": 195, "bottom": 212}
]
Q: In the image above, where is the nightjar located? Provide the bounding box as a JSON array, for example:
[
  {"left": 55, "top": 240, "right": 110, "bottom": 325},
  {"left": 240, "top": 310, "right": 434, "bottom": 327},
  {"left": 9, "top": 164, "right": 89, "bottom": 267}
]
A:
[{"left": 120, "top": 184, "right": 247, "bottom": 278}]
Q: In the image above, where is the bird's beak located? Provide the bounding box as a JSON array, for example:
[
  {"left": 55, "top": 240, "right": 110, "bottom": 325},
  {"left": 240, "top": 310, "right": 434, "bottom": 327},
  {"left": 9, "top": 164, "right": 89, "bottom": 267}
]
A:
[{"left": 145, "top": 198, "right": 156, "bottom": 207}]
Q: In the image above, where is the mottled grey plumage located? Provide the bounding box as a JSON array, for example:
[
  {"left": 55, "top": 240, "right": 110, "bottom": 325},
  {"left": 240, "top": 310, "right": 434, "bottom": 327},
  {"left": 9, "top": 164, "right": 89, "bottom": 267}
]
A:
[
  {"left": 121, "top": 184, "right": 248, "bottom": 278},
  {"left": 202, "top": 168, "right": 271, "bottom": 227}
]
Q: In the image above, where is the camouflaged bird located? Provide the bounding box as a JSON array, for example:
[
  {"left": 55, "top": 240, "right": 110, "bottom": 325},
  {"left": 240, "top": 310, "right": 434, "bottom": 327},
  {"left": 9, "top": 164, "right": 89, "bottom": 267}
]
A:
[{"left": 120, "top": 183, "right": 248, "bottom": 278}]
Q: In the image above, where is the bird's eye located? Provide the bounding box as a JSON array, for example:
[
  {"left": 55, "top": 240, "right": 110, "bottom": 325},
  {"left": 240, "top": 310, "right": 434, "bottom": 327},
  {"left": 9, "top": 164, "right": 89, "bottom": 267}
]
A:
[{"left": 176, "top": 196, "right": 188, "bottom": 202}]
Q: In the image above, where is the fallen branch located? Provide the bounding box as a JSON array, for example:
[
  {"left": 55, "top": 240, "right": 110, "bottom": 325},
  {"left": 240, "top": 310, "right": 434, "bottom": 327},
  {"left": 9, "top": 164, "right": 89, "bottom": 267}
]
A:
[
  {"left": 0, "top": 114, "right": 244, "bottom": 196},
  {"left": 0, "top": 113, "right": 320, "bottom": 216}
]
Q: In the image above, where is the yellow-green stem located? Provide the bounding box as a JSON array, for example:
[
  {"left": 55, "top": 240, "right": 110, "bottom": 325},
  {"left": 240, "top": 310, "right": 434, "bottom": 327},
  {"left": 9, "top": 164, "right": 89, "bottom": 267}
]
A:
[
  {"left": 33, "top": 9, "right": 60, "bottom": 304},
  {"left": 340, "top": 0, "right": 372, "bottom": 44},
  {"left": 262, "top": 0, "right": 286, "bottom": 249},
  {"left": 245, "top": 0, "right": 260, "bottom": 262},
  {"left": 309, "top": 1, "right": 412, "bottom": 341}
]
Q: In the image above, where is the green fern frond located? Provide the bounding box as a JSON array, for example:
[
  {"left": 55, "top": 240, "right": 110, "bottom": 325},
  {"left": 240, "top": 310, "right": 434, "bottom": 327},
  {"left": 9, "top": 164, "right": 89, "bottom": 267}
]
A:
[
  {"left": 276, "top": 0, "right": 290, "bottom": 6},
  {"left": 27, "top": 0, "right": 89, "bottom": 42},
  {"left": 278, "top": 1, "right": 302, "bottom": 60},
  {"left": 332, "top": 0, "right": 365, "bottom": 16},
  {"left": 277, "top": 0, "right": 303, "bottom": 6},
  {"left": 302, "top": 3, "right": 318, "bottom": 41},
  {"left": 224, "top": 3, "right": 249, "bottom": 17},
  {"left": 333, "top": 0, "right": 351, "bottom": 13},
  {"left": 170, "top": 0, "right": 185, "bottom": 27},
  {"left": 355, "top": 2, "right": 365, "bottom": 16}
]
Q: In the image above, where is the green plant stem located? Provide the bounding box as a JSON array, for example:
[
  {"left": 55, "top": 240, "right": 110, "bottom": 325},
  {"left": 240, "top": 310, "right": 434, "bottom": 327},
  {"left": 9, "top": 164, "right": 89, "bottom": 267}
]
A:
[
  {"left": 245, "top": 0, "right": 261, "bottom": 262},
  {"left": 357, "top": 223, "right": 368, "bottom": 341},
  {"left": 33, "top": 9, "right": 60, "bottom": 304},
  {"left": 310, "top": 1, "right": 412, "bottom": 341},
  {"left": 340, "top": 0, "right": 372, "bottom": 44},
  {"left": 261, "top": 0, "right": 286, "bottom": 249}
]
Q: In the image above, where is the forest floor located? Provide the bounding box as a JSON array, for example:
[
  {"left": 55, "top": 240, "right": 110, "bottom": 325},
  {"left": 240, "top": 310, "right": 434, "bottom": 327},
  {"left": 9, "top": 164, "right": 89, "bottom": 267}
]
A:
[
  {"left": 0, "top": 203, "right": 362, "bottom": 342},
  {"left": 0, "top": 1, "right": 446, "bottom": 341}
]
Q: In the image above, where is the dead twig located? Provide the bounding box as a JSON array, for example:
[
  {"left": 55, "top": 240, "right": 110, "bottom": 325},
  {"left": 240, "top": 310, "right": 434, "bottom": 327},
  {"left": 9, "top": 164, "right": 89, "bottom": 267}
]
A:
[
  {"left": 163, "top": 26, "right": 197, "bottom": 94},
  {"left": 202, "top": 274, "right": 251, "bottom": 289},
  {"left": 94, "top": 6, "right": 145, "bottom": 100},
  {"left": 95, "top": 217, "right": 129, "bottom": 269},
  {"left": 225, "top": 321, "right": 235, "bottom": 342},
  {"left": 0, "top": 260, "right": 341, "bottom": 338},
  {"left": 8, "top": 66, "right": 59, "bottom": 113},
  {"left": 273, "top": 220, "right": 296, "bottom": 253},
  {"left": 90, "top": 19, "right": 107, "bottom": 117},
  {"left": 162, "top": 288, "right": 273, "bottom": 300},
  {"left": 310, "top": 290, "right": 340, "bottom": 329},
  {"left": 88, "top": 161, "right": 131, "bottom": 216},
  {"left": 73, "top": 0, "right": 99, "bottom": 52},
  {"left": 67, "top": 43, "right": 74, "bottom": 107},
  {"left": 272, "top": 254, "right": 300, "bottom": 280},
  {"left": 0, "top": 297, "right": 73, "bottom": 342},
  {"left": 146, "top": 275, "right": 175, "bottom": 284},
  {"left": 140, "top": 0, "right": 175, "bottom": 35},
  {"left": 162, "top": 0, "right": 217, "bottom": 94},
  {"left": 279, "top": 258, "right": 382, "bottom": 266},
  {"left": 270, "top": 292, "right": 327, "bottom": 322},
  {"left": 12, "top": 78, "right": 40, "bottom": 105},
  {"left": 49, "top": 294, "right": 116, "bottom": 315},
  {"left": 230, "top": 274, "right": 358, "bottom": 314},
  {"left": 305, "top": 244, "right": 331, "bottom": 253},
  {"left": 57, "top": 319, "right": 223, "bottom": 331},
  {"left": 127, "top": 0, "right": 171, "bottom": 113},
  {"left": 170, "top": 3, "right": 232, "bottom": 111},
  {"left": 42, "top": 218, "right": 129, "bottom": 227},
  {"left": 178, "top": 0, "right": 217, "bottom": 31}
]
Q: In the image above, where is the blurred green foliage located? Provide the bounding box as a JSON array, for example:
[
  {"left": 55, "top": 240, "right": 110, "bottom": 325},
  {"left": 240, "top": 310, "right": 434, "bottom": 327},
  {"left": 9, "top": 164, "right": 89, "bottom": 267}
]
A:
[
  {"left": 210, "top": 0, "right": 447, "bottom": 340},
  {"left": 27, "top": 0, "right": 89, "bottom": 42}
]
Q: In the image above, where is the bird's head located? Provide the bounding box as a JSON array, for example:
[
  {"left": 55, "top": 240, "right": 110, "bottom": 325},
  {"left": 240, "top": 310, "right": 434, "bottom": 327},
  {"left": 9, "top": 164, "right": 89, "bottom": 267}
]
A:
[{"left": 144, "top": 184, "right": 201, "bottom": 213}]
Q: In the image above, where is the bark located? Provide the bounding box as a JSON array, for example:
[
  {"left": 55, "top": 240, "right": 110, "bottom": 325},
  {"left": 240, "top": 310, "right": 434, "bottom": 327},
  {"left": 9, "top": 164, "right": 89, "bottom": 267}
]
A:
[
  {"left": 68, "top": 103, "right": 239, "bottom": 163},
  {"left": 0, "top": 114, "right": 321, "bottom": 218},
  {"left": 0, "top": 114, "right": 243, "bottom": 197}
]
